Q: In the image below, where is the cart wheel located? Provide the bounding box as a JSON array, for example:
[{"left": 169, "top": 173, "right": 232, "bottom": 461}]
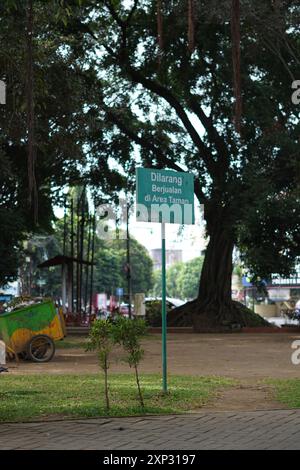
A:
[
  {"left": 26, "top": 335, "right": 55, "bottom": 363},
  {"left": 18, "top": 352, "right": 28, "bottom": 361}
]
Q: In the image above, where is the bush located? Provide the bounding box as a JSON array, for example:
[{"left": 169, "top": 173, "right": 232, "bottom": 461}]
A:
[
  {"left": 145, "top": 300, "right": 173, "bottom": 327},
  {"left": 112, "top": 317, "right": 148, "bottom": 409},
  {"left": 86, "top": 319, "right": 114, "bottom": 411}
]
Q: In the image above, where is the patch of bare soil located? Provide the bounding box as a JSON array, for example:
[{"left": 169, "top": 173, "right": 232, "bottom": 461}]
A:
[
  {"left": 7, "top": 333, "right": 300, "bottom": 380},
  {"left": 202, "top": 380, "right": 283, "bottom": 412}
]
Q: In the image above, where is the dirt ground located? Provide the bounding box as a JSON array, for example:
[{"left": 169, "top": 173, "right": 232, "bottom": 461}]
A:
[
  {"left": 8, "top": 332, "right": 300, "bottom": 379},
  {"left": 6, "top": 333, "right": 300, "bottom": 411}
]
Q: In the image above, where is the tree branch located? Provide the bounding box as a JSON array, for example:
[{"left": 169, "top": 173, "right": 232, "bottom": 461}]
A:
[
  {"left": 125, "top": 0, "right": 139, "bottom": 25},
  {"left": 103, "top": 5, "right": 217, "bottom": 177},
  {"left": 187, "top": 96, "right": 230, "bottom": 168},
  {"left": 124, "top": 65, "right": 216, "bottom": 176},
  {"left": 104, "top": 0, "right": 124, "bottom": 28},
  {"left": 105, "top": 108, "right": 206, "bottom": 202}
]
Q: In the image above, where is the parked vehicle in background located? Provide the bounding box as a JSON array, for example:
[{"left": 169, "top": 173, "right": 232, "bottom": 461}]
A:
[
  {"left": 145, "top": 297, "right": 185, "bottom": 309},
  {"left": 119, "top": 303, "right": 134, "bottom": 318},
  {"left": 95, "top": 302, "right": 134, "bottom": 320}
]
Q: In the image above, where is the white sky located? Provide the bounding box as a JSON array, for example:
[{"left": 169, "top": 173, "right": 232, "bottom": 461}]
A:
[{"left": 128, "top": 198, "right": 206, "bottom": 261}]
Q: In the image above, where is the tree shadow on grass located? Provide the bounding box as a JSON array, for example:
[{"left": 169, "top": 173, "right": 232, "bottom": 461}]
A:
[{"left": 0, "top": 390, "right": 40, "bottom": 399}]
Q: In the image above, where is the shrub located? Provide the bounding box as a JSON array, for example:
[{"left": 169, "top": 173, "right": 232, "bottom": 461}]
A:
[
  {"left": 86, "top": 319, "right": 114, "bottom": 411},
  {"left": 112, "top": 317, "right": 148, "bottom": 409}
]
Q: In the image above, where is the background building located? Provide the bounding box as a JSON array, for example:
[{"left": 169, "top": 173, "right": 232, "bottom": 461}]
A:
[{"left": 150, "top": 248, "right": 183, "bottom": 270}]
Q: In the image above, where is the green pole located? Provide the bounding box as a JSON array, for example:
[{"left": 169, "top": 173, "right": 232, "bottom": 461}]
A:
[{"left": 161, "top": 222, "right": 167, "bottom": 394}]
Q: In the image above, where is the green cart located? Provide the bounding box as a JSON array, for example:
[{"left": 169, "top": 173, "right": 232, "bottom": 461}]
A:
[{"left": 0, "top": 299, "right": 66, "bottom": 362}]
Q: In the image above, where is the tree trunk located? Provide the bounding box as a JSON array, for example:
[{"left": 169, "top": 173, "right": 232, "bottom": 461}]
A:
[
  {"left": 169, "top": 211, "right": 269, "bottom": 330},
  {"left": 104, "top": 359, "right": 110, "bottom": 412},
  {"left": 134, "top": 364, "right": 145, "bottom": 410},
  {"left": 192, "top": 223, "right": 237, "bottom": 330},
  {"left": 198, "top": 224, "right": 234, "bottom": 307}
]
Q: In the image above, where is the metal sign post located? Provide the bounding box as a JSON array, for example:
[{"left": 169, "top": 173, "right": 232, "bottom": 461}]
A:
[{"left": 161, "top": 222, "right": 167, "bottom": 393}]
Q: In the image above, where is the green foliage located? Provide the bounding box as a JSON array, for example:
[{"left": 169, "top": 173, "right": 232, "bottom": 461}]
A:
[
  {"left": 112, "top": 317, "right": 147, "bottom": 368},
  {"left": 111, "top": 316, "right": 148, "bottom": 408},
  {"left": 152, "top": 257, "right": 204, "bottom": 300},
  {"left": 87, "top": 319, "right": 114, "bottom": 410},
  {"left": 87, "top": 319, "right": 114, "bottom": 371},
  {"left": 0, "top": 144, "right": 54, "bottom": 285},
  {"left": 238, "top": 190, "right": 300, "bottom": 281},
  {"left": 27, "top": 225, "right": 154, "bottom": 299},
  {"left": 151, "top": 271, "right": 162, "bottom": 298},
  {"left": 0, "top": 1, "right": 126, "bottom": 285},
  {"left": 87, "top": 317, "right": 148, "bottom": 409},
  {"left": 145, "top": 300, "right": 173, "bottom": 327},
  {"left": 233, "top": 264, "right": 243, "bottom": 277},
  {"left": 1, "top": 0, "right": 299, "bottom": 310},
  {"left": 21, "top": 235, "right": 62, "bottom": 297},
  {"left": 94, "top": 237, "right": 154, "bottom": 297},
  {"left": 0, "top": 208, "right": 24, "bottom": 285},
  {"left": 176, "top": 257, "right": 204, "bottom": 300},
  {"left": 58, "top": 0, "right": 300, "bottom": 291}
]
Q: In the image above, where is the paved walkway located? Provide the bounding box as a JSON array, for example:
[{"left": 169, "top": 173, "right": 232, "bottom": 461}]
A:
[{"left": 0, "top": 410, "right": 300, "bottom": 450}]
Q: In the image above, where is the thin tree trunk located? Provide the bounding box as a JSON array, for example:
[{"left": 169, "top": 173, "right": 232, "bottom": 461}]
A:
[
  {"left": 70, "top": 197, "right": 74, "bottom": 312},
  {"left": 84, "top": 215, "right": 92, "bottom": 313},
  {"left": 76, "top": 195, "right": 80, "bottom": 315},
  {"left": 63, "top": 195, "right": 67, "bottom": 256},
  {"left": 89, "top": 213, "right": 96, "bottom": 316},
  {"left": 134, "top": 364, "right": 144, "bottom": 409},
  {"left": 79, "top": 189, "right": 85, "bottom": 313},
  {"left": 104, "top": 357, "right": 110, "bottom": 412}
]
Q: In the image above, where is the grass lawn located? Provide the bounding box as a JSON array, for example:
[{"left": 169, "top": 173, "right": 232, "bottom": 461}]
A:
[
  {"left": 0, "top": 374, "right": 234, "bottom": 422},
  {"left": 267, "top": 379, "right": 300, "bottom": 408}
]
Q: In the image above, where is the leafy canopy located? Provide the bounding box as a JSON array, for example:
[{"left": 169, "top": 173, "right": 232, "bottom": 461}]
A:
[{"left": 55, "top": 0, "right": 300, "bottom": 280}]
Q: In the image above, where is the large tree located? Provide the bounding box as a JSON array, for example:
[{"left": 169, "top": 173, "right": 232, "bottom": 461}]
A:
[
  {"left": 2, "top": 1, "right": 300, "bottom": 330},
  {"left": 59, "top": 0, "right": 300, "bottom": 329},
  {"left": 0, "top": 0, "right": 125, "bottom": 284}
]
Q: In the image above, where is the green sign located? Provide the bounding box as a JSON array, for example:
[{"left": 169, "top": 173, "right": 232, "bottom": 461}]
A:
[
  {"left": 136, "top": 168, "right": 195, "bottom": 224},
  {"left": 135, "top": 167, "right": 195, "bottom": 395}
]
